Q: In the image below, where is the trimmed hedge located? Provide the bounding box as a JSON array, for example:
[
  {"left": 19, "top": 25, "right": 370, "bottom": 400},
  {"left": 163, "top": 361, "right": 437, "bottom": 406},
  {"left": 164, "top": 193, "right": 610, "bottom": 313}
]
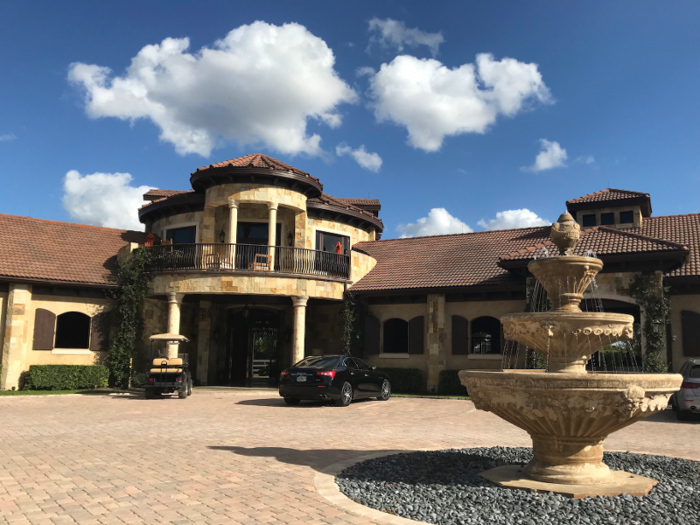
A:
[
  {"left": 438, "top": 369, "right": 468, "bottom": 396},
  {"left": 377, "top": 368, "right": 424, "bottom": 394},
  {"left": 24, "top": 365, "right": 109, "bottom": 391}
]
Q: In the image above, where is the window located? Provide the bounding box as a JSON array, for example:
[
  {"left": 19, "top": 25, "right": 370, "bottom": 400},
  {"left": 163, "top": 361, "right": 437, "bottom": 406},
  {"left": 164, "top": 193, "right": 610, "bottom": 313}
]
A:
[
  {"left": 354, "top": 358, "right": 372, "bottom": 371},
  {"left": 316, "top": 231, "right": 350, "bottom": 255},
  {"left": 166, "top": 226, "right": 196, "bottom": 244},
  {"left": 238, "top": 222, "right": 281, "bottom": 246},
  {"left": 600, "top": 212, "right": 614, "bottom": 226},
  {"left": 470, "top": 316, "right": 502, "bottom": 354},
  {"left": 294, "top": 356, "right": 341, "bottom": 368},
  {"left": 582, "top": 214, "right": 596, "bottom": 227},
  {"left": 619, "top": 211, "right": 634, "bottom": 224},
  {"left": 55, "top": 312, "right": 91, "bottom": 349},
  {"left": 681, "top": 310, "right": 700, "bottom": 357},
  {"left": 383, "top": 318, "right": 409, "bottom": 353}
]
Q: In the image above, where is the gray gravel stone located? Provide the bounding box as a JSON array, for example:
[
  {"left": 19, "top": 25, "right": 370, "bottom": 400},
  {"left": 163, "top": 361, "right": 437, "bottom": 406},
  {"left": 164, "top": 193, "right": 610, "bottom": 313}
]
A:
[{"left": 336, "top": 447, "right": 700, "bottom": 525}]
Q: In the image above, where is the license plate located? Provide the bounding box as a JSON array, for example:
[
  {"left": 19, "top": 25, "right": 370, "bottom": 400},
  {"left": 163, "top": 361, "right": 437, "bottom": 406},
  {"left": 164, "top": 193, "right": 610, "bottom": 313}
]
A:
[{"left": 296, "top": 376, "right": 307, "bottom": 382}]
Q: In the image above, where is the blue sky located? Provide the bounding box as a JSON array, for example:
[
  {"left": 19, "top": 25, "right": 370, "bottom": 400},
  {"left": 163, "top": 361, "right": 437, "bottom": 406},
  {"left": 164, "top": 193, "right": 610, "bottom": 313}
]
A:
[{"left": 1, "top": 1, "right": 699, "bottom": 237}]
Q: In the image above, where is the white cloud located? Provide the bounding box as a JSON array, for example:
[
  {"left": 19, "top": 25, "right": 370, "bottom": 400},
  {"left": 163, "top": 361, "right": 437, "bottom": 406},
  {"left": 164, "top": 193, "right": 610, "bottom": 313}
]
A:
[
  {"left": 336, "top": 143, "right": 383, "bottom": 172},
  {"left": 368, "top": 18, "right": 444, "bottom": 57},
  {"left": 68, "top": 22, "right": 357, "bottom": 157},
  {"left": 356, "top": 66, "right": 376, "bottom": 77},
  {"left": 478, "top": 209, "right": 550, "bottom": 231},
  {"left": 0, "top": 132, "right": 16, "bottom": 142},
  {"left": 574, "top": 155, "right": 595, "bottom": 165},
  {"left": 368, "top": 54, "right": 551, "bottom": 152},
  {"left": 397, "top": 208, "right": 472, "bottom": 238},
  {"left": 521, "top": 139, "right": 567, "bottom": 172},
  {"left": 62, "top": 170, "right": 151, "bottom": 230}
]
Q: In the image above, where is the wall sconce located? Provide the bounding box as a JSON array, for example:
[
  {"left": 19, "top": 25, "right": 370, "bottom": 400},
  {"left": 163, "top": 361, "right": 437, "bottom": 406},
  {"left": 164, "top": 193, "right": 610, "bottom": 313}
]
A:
[
  {"left": 287, "top": 232, "right": 293, "bottom": 246},
  {"left": 219, "top": 229, "right": 226, "bottom": 243},
  {"left": 652, "top": 320, "right": 662, "bottom": 334}
]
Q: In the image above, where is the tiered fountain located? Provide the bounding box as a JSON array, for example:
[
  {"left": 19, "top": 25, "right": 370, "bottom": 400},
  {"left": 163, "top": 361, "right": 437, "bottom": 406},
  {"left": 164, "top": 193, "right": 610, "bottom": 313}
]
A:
[{"left": 459, "top": 213, "right": 682, "bottom": 498}]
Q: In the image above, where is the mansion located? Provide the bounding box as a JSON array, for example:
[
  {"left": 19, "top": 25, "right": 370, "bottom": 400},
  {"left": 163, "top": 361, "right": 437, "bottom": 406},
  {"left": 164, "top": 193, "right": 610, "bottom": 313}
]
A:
[{"left": 1, "top": 153, "right": 699, "bottom": 391}]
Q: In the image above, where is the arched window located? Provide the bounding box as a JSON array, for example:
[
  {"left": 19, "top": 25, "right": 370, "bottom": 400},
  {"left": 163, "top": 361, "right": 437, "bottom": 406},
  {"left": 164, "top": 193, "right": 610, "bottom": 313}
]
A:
[
  {"left": 55, "top": 312, "right": 91, "bottom": 349},
  {"left": 681, "top": 310, "right": 700, "bottom": 357},
  {"left": 383, "top": 318, "right": 409, "bottom": 353},
  {"left": 471, "top": 316, "right": 502, "bottom": 355}
]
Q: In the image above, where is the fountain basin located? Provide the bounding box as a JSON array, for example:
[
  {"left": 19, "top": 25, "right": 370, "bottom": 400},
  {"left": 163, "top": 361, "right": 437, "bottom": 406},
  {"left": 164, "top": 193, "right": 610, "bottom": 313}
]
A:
[
  {"left": 459, "top": 370, "right": 682, "bottom": 487},
  {"left": 529, "top": 256, "right": 603, "bottom": 311},
  {"left": 501, "top": 312, "right": 634, "bottom": 373}
]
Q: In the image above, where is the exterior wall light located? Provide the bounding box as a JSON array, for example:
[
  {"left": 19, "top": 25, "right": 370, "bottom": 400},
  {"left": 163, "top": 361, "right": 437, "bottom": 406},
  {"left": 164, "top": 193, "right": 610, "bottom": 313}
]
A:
[
  {"left": 287, "top": 232, "right": 293, "bottom": 246},
  {"left": 219, "top": 229, "right": 226, "bottom": 243}
]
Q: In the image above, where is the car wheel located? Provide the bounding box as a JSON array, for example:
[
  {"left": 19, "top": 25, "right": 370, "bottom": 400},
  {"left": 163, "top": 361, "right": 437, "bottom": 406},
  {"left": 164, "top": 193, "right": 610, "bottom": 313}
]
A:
[
  {"left": 377, "top": 380, "right": 391, "bottom": 401},
  {"left": 284, "top": 397, "right": 300, "bottom": 406},
  {"left": 336, "top": 382, "right": 353, "bottom": 407},
  {"left": 677, "top": 410, "right": 693, "bottom": 421}
]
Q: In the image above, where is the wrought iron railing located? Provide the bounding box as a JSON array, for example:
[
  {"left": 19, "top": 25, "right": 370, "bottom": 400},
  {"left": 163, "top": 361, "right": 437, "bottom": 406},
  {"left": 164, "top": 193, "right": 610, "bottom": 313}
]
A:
[{"left": 145, "top": 243, "right": 350, "bottom": 280}]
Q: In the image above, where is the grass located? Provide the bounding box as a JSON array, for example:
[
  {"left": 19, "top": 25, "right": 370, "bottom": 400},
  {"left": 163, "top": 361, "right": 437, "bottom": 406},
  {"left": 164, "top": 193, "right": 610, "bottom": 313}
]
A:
[
  {"left": 393, "top": 393, "right": 470, "bottom": 400},
  {"left": 0, "top": 389, "right": 121, "bottom": 396}
]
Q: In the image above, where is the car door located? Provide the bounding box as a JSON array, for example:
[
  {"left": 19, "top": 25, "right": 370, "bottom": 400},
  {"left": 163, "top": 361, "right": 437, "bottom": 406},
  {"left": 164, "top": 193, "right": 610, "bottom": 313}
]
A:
[
  {"left": 354, "top": 358, "right": 382, "bottom": 394},
  {"left": 344, "top": 358, "right": 369, "bottom": 398}
]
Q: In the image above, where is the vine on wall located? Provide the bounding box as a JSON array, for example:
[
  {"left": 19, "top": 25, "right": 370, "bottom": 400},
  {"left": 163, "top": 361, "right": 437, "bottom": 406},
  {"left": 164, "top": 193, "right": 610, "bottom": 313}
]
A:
[
  {"left": 339, "top": 291, "right": 366, "bottom": 357},
  {"left": 107, "top": 248, "right": 153, "bottom": 389},
  {"left": 629, "top": 273, "right": 670, "bottom": 373}
]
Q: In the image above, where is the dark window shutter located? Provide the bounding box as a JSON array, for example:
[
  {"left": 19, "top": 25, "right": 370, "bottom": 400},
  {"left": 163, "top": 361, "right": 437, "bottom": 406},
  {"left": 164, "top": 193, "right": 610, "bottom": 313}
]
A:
[
  {"left": 408, "top": 316, "right": 424, "bottom": 354},
  {"left": 90, "top": 311, "right": 110, "bottom": 352},
  {"left": 33, "top": 308, "right": 56, "bottom": 350},
  {"left": 681, "top": 310, "right": 700, "bottom": 357},
  {"left": 364, "top": 315, "right": 380, "bottom": 355},
  {"left": 452, "top": 315, "right": 469, "bottom": 355}
]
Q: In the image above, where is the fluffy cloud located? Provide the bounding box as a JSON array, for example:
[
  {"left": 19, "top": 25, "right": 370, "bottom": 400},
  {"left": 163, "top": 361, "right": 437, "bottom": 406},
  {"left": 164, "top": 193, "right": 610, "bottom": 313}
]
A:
[
  {"left": 335, "top": 143, "right": 382, "bottom": 172},
  {"left": 397, "top": 208, "right": 472, "bottom": 238},
  {"left": 478, "top": 209, "right": 550, "bottom": 231},
  {"left": 68, "top": 22, "right": 357, "bottom": 157},
  {"left": 0, "top": 132, "right": 16, "bottom": 142},
  {"left": 369, "top": 54, "right": 551, "bottom": 152},
  {"left": 356, "top": 66, "right": 376, "bottom": 77},
  {"left": 368, "top": 18, "right": 444, "bottom": 57},
  {"left": 521, "top": 139, "right": 567, "bottom": 172},
  {"left": 62, "top": 170, "right": 150, "bottom": 230}
]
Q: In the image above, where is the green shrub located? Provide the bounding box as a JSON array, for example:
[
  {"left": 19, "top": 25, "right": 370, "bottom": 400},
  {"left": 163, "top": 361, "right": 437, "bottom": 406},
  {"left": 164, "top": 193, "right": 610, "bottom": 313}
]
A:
[
  {"left": 438, "top": 369, "right": 467, "bottom": 396},
  {"left": 24, "top": 365, "right": 109, "bottom": 391},
  {"left": 377, "top": 367, "right": 425, "bottom": 394}
]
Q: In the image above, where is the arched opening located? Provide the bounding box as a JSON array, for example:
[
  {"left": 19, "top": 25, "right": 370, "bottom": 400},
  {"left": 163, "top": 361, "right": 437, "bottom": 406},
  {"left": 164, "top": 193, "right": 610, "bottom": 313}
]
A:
[
  {"left": 471, "top": 316, "right": 501, "bottom": 355},
  {"left": 383, "top": 318, "right": 409, "bottom": 353},
  {"left": 54, "top": 312, "right": 91, "bottom": 349}
]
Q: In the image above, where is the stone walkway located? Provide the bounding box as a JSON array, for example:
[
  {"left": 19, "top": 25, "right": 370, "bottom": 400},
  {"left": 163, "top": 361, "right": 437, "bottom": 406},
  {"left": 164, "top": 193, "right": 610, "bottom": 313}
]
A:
[{"left": 0, "top": 390, "right": 696, "bottom": 525}]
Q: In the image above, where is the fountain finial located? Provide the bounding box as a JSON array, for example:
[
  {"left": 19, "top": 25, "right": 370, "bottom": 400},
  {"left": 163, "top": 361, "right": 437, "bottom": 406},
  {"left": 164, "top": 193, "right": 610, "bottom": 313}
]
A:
[{"left": 550, "top": 212, "right": 580, "bottom": 255}]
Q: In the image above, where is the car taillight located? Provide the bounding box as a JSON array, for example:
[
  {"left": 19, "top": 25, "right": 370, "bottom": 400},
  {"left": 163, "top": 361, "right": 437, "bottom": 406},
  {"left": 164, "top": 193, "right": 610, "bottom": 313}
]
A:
[
  {"left": 681, "top": 381, "right": 700, "bottom": 389},
  {"left": 176, "top": 377, "right": 183, "bottom": 382},
  {"left": 280, "top": 370, "right": 290, "bottom": 377},
  {"left": 148, "top": 377, "right": 154, "bottom": 382},
  {"left": 317, "top": 371, "right": 336, "bottom": 378}
]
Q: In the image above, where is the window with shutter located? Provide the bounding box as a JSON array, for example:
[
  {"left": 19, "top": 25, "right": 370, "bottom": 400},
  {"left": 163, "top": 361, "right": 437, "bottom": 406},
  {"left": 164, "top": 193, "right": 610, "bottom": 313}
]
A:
[
  {"left": 408, "top": 316, "right": 424, "bottom": 354},
  {"left": 364, "top": 315, "right": 380, "bottom": 355},
  {"left": 55, "top": 312, "right": 91, "bottom": 349},
  {"left": 33, "top": 308, "right": 56, "bottom": 350},
  {"left": 383, "top": 318, "right": 409, "bottom": 353},
  {"left": 90, "top": 311, "right": 110, "bottom": 352},
  {"left": 681, "top": 310, "right": 700, "bottom": 357},
  {"left": 452, "top": 315, "right": 469, "bottom": 355}
]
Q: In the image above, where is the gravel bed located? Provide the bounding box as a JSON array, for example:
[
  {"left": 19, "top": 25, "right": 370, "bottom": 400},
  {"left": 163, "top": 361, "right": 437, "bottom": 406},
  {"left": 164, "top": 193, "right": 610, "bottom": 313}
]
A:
[{"left": 336, "top": 447, "right": 700, "bottom": 525}]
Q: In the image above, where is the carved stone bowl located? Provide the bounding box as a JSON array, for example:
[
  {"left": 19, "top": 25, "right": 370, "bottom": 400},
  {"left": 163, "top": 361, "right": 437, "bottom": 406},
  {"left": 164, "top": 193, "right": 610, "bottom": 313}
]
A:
[{"left": 528, "top": 256, "right": 603, "bottom": 312}]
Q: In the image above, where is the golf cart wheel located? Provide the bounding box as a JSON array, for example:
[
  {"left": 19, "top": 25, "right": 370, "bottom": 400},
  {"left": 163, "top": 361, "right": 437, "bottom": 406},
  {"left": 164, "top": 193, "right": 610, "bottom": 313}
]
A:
[
  {"left": 145, "top": 389, "right": 157, "bottom": 400},
  {"left": 187, "top": 380, "right": 193, "bottom": 396},
  {"left": 178, "top": 389, "right": 188, "bottom": 399}
]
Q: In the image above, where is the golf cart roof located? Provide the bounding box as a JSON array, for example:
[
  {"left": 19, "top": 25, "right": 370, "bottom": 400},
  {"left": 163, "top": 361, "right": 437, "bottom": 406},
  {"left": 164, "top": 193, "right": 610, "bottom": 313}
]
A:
[{"left": 149, "top": 333, "right": 189, "bottom": 343}]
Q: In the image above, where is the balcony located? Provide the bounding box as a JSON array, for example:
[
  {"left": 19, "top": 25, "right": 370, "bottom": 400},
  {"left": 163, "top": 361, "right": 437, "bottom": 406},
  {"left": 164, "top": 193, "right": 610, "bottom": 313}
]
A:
[{"left": 145, "top": 243, "right": 350, "bottom": 281}]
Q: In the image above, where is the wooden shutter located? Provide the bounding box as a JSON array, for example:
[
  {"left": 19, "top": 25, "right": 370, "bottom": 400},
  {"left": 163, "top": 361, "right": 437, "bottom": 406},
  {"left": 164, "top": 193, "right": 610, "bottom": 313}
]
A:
[
  {"left": 90, "top": 311, "right": 110, "bottom": 352},
  {"left": 33, "top": 308, "right": 56, "bottom": 350},
  {"left": 408, "top": 316, "right": 424, "bottom": 354},
  {"left": 681, "top": 310, "right": 700, "bottom": 357},
  {"left": 452, "top": 315, "right": 469, "bottom": 355},
  {"left": 364, "top": 315, "right": 380, "bottom": 355}
]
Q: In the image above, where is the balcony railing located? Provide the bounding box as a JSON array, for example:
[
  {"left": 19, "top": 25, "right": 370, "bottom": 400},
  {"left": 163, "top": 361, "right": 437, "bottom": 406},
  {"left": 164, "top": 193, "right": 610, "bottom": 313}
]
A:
[{"left": 145, "top": 243, "right": 350, "bottom": 280}]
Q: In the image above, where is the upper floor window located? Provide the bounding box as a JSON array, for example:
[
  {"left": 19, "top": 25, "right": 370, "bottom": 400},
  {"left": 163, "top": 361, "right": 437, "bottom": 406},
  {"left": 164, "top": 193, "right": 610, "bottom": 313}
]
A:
[
  {"left": 600, "top": 212, "right": 615, "bottom": 226},
  {"left": 582, "top": 214, "right": 596, "bottom": 227},
  {"left": 166, "top": 226, "right": 196, "bottom": 244},
  {"left": 316, "top": 231, "right": 350, "bottom": 255},
  {"left": 619, "top": 211, "right": 634, "bottom": 224}
]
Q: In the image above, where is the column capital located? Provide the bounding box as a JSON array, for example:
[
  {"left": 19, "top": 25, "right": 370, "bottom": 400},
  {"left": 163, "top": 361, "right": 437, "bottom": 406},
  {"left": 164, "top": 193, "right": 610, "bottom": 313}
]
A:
[
  {"left": 166, "top": 292, "right": 184, "bottom": 304},
  {"left": 267, "top": 202, "right": 279, "bottom": 211},
  {"left": 228, "top": 199, "right": 239, "bottom": 209},
  {"left": 292, "top": 296, "right": 309, "bottom": 308}
]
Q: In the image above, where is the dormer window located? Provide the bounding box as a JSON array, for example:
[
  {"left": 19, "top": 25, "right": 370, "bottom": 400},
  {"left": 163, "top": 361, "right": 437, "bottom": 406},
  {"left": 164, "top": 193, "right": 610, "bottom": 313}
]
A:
[
  {"left": 582, "top": 214, "right": 596, "bottom": 227},
  {"left": 600, "top": 213, "right": 614, "bottom": 226},
  {"left": 620, "top": 211, "right": 634, "bottom": 224}
]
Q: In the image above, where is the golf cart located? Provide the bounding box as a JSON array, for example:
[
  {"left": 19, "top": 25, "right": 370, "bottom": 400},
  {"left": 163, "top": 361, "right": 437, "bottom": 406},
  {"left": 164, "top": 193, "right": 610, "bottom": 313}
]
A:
[{"left": 145, "top": 333, "right": 193, "bottom": 399}]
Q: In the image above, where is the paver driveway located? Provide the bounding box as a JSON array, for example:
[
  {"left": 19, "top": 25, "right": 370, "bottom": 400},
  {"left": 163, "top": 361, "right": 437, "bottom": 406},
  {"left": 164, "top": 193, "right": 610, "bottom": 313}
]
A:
[{"left": 0, "top": 389, "right": 697, "bottom": 525}]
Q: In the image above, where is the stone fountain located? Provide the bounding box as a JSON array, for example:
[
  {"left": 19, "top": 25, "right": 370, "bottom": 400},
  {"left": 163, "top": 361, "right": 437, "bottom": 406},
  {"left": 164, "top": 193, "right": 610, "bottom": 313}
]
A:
[{"left": 459, "top": 213, "right": 682, "bottom": 498}]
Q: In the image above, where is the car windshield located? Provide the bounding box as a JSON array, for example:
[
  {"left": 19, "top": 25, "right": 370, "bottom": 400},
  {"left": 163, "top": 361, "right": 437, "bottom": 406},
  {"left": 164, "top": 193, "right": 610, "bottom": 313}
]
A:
[{"left": 294, "top": 356, "right": 340, "bottom": 369}]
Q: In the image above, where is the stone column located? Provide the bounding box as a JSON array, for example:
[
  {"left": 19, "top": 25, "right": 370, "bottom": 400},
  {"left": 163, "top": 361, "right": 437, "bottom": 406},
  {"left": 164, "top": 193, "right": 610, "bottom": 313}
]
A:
[
  {"left": 196, "top": 300, "right": 212, "bottom": 385},
  {"left": 1, "top": 284, "right": 32, "bottom": 390},
  {"left": 227, "top": 200, "right": 238, "bottom": 244},
  {"left": 268, "top": 203, "right": 278, "bottom": 270},
  {"left": 292, "top": 296, "right": 308, "bottom": 364},
  {"left": 427, "top": 294, "right": 446, "bottom": 393},
  {"left": 166, "top": 292, "right": 184, "bottom": 358}
]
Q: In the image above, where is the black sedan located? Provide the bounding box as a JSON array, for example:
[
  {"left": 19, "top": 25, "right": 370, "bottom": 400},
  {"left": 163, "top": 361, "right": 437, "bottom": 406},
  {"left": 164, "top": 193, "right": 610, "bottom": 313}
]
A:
[{"left": 278, "top": 355, "right": 391, "bottom": 406}]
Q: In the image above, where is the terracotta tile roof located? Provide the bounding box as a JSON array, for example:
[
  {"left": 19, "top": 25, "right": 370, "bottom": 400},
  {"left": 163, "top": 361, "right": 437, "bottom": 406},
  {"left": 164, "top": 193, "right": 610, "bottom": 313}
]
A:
[
  {"left": 143, "top": 189, "right": 192, "bottom": 201},
  {"left": 308, "top": 194, "right": 384, "bottom": 225},
  {"left": 566, "top": 188, "right": 649, "bottom": 205},
  {"left": 0, "top": 214, "right": 147, "bottom": 287},
  {"left": 194, "top": 153, "right": 317, "bottom": 181},
  {"left": 335, "top": 198, "right": 381, "bottom": 208},
  {"left": 636, "top": 214, "right": 700, "bottom": 278}
]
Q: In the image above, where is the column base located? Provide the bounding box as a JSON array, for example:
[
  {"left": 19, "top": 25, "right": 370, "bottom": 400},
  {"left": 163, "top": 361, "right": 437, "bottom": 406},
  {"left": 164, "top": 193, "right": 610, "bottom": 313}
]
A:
[{"left": 525, "top": 434, "right": 610, "bottom": 485}]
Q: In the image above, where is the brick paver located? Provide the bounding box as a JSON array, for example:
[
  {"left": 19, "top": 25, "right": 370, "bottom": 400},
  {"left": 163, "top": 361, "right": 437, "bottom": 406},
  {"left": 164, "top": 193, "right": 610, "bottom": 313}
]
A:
[{"left": 0, "top": 390, "right": 696, "bottom": 524}]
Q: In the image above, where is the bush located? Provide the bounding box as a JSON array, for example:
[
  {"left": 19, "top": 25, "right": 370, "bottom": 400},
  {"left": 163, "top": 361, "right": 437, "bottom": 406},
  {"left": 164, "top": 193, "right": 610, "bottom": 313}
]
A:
[
  {"left": 24, "top": 365, "right": 109, "bottom": 391},
  {"left": 438, "top": 369, "right": 467, "bottom": 396},
  {"left": 377, "top": 367, "right": 424, "bottom": 394}
]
